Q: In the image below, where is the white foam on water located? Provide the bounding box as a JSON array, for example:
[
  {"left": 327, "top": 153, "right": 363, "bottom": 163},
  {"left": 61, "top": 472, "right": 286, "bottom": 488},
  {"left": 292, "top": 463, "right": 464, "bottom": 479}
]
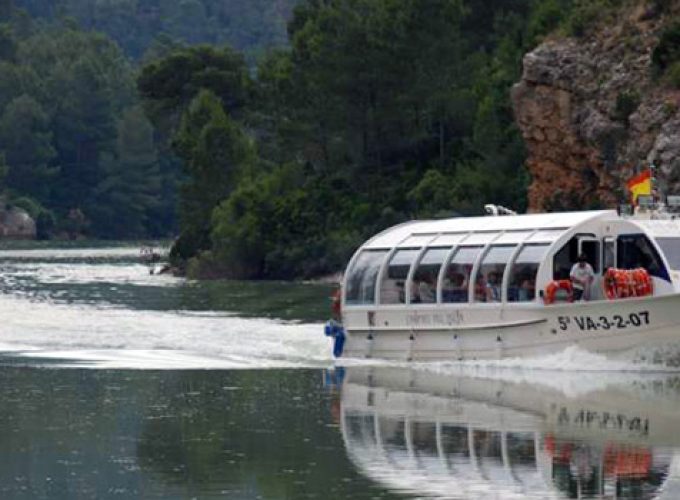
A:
[
  {"left": 0, "top": 294, "right": 332, "bottom": 369},
  {"left": 335, "top": 344, "right": 680, "bottom": 398},
  {"left": 402, "top": 345, "right": 680, "bottom": 397},
  {"left": 2, "top": 261, "right": 181, "bottom": 287},
  {"left": 0, "top": 246, "right": 165, "bottom": 260}
]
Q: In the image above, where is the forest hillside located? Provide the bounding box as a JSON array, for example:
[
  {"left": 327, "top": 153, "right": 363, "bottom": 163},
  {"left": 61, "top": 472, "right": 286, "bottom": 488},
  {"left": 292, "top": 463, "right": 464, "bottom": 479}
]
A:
[
  {"left": 0, "top": 0, "right": 295, "bottom": 239},
  {"left": 2, "top": 0, "right": 679, "bottom": 279}
]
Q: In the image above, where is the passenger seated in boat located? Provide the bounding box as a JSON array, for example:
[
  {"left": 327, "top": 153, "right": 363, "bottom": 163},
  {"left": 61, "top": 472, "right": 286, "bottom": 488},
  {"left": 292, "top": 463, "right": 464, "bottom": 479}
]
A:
[
  {"left": 485, "top": 271, "right": 501, "bottom": 302},
  {"left": 570, "top": 253, "right": 594, "bottom": 301},
  {"left": 415, "top": 272, "right": 436, "bottom": 303},
  {"left": 443, "top": 271, "right": 467, "bottom": 302},
  {"left": 381, "top": 280, "right": 404, "bottom": 303},
  {"left": 518, "top": 276, "right": 535, "bottom": 301}
]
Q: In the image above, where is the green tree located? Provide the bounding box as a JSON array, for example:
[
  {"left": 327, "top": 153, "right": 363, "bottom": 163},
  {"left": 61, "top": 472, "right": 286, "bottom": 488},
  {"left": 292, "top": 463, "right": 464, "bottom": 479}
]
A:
[
  {"left": 87, "top": 106, "right": 161, "bottom": 238},
  {"left": 137, "top": 45, "right": 251, "bottom": 140},
  {"left": 171, "top": 89, "right": 256, "bottom": 263},
  {"left": 0, "top": 94, "right": 57, "bottom": 202}
]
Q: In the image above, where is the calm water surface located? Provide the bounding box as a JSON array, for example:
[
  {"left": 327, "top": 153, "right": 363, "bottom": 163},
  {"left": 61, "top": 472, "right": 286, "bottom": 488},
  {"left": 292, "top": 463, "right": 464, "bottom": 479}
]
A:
[{"left": 1, "top": 243, "right": 680, "bottom": 499}]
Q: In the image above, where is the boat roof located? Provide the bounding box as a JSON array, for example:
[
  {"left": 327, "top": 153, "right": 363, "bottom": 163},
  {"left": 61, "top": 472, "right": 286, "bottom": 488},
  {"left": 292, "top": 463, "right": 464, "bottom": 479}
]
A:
[
  {"left": 363, "top": 210, "right": 616, "bottom": 249},
  {"left": 634, "top": 218, "right": 680, "bottom": 238}
]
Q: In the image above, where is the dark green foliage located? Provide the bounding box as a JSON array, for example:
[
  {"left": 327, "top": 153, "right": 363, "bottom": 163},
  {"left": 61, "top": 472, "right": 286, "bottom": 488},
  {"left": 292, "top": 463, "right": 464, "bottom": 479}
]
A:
[
  {"left": 652, "top": 0, "right": 674, "bottom": 14},
  {"left": 137, "top": 0, "right": 571, "bottom": 278},
  {"left": 14, "top": 0, "right": 298, "bottom": 60},
  {"left": 668, "top": 61, "right": 680, "bottom": 88},
  {"left": 0, "top": 24, "right": 17, "bottom": 60},
  {"left": 0, "top": 94, "right": 57, "bottom": 202},
  {"left": 137, "top": 45, "right": 252, "bottom": 133},
  {"left": 614, "top": 90, "right": 641, "bottom": 126},
  {"left": 653, "top": 22, "right": 680, "bottom": 74},
  {"left": 171, "top": 89, "right": 256, "bottom": 260},
  {"left": 562, "top": 0, "right": 626, "bottom": 37},
  {"left": 87, "top": 106, "right": 161, "bottom": 238},
  {"left": 0, "top": 0, "right": 300, "bottom": 241}
]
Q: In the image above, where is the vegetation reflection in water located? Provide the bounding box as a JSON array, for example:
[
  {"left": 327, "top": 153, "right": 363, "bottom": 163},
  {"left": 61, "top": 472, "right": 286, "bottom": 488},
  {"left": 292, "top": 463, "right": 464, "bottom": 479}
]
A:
[{"left": 0, "top": 367, "right": 400, "bottom": 500}]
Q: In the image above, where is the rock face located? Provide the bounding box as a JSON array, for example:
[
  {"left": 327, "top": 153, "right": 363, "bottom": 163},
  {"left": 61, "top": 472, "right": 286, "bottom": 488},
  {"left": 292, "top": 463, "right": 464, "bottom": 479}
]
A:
[
  {"left": 512, "top": 4, "right": 680, "bottom": 211},
  {"left": 0, "top": 207, "right": 36, "bottom": 239}
]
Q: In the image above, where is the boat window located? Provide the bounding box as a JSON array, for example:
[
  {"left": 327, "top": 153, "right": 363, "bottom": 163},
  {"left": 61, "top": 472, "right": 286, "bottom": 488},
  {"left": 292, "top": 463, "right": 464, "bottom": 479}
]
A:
[
  {"left": 553, "top": 237, "right": 579, "bottom": 280},
  {"left": 442, "top": 246, "right": 482, "bottom": 303},
  {"left": 494, "top": 231, "right": 533, "bottom": 244},
  {"left": 464, "top": 232, "right": 500, "bottom": 245},
  {"left": 475, "top": 245, "right": 517, "bottom": 302},
  {"left": 508, "top": 244, "right": 549, "bottom": 302},
  {"left": 399, "top": 234, "right": 435, "bottom": 248},
  {"left": 527, "top": 229, "right": 567, "bottom": 243},
  {"left": 412, "top": 247, "right": 451, "bottom": 304},
  {"left": 344, "top": 250, "right": 388, "bottom": 305},
  {"left": 441, "top": 425, "right": 469, "bottom": 458},
  {"left": 380, "top": 249, "right": 420, "bottom": 304},
  {"left": 617, "top": 234, "right": 670, "bottom": 281},
  {"left": 579, "top": 239, "right": 600, "bottom": 273},
  {"left": 603, "top": 237, "right": 616, "bottom": 270},
  {"left": 430, "top": 233, "right": 467, "bottom": 246},
  {"left": 655, "top": 237, "right": 680, "bottom": 270}
]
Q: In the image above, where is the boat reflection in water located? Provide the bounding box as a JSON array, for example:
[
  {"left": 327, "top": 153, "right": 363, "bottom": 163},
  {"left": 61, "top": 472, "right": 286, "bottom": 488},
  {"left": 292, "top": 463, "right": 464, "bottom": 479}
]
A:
[{"left": 332, "top": 367, "right": 680, "bottom": 499}]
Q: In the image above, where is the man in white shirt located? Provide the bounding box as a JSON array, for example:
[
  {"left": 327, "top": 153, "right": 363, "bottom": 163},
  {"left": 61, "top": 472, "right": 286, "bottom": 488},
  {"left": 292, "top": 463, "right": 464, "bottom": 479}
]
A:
[{"left": 570, "top": 253, "right": 595, "bottom": 300}]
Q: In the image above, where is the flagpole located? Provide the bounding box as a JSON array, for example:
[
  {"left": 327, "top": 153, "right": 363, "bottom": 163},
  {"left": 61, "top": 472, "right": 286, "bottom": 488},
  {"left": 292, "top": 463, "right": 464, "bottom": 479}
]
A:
[{"left": 649, "top": 162, "right": 657, "bottom": 206}]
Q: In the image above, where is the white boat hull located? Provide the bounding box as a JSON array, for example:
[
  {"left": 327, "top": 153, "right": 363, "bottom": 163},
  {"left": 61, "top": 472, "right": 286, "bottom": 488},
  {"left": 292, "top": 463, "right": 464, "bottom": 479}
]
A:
[{"left": 340, "top": 293, "right": 680, "bottom": 362}]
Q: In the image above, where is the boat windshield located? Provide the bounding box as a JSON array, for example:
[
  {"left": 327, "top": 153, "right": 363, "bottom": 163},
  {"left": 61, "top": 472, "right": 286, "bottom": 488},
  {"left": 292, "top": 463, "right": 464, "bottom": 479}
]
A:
[
  {"left": 345, "top": 250, "right": 388, "bottom": 305},
  {"left": 507, "top": 244, "right": 549, "bottom": 302},
  {"left": 380, "top": 249, "right": 420, "bottom": 304},
  {"left": 654, "top": 237, "right": 680, "bottom": 270},
  {"left": 618, "top": 234, "right": 669, "bottom": 281}
]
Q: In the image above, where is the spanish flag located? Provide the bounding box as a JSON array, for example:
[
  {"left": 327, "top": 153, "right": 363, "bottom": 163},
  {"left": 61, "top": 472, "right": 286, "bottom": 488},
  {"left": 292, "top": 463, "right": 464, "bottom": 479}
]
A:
[{"left": 627, "top": 170, "right": 652, "bottom": 204}]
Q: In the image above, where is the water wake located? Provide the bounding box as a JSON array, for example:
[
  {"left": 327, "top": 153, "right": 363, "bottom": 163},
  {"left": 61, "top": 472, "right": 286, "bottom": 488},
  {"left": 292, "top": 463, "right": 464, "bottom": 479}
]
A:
[{"left": 0, "top": 293, "right": 331, "bottom": 369}]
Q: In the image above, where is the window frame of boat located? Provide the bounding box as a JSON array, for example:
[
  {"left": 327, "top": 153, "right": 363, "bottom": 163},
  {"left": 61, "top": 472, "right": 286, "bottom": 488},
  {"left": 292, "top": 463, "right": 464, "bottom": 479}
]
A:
[
  {"left": 435, "top": 233, "right": 474, "bottom": 304},
  {"left": 344, "top": 249, "right": 391, "bottom": 305},
  {"left": 379, "top": 247, "right": 424, "bottom": 305},
  {"left": 440, "top": 244, "right": 485, "bottom": 304},
  {"left": 408, "top": 245, "right": 456, "bottom": 305},
  {"left": 578, "top": 236, "right": 601, "bottom": 273},
  {"left": 404, "top": 233, "right": 441, "bottom": 305},
  {"left": 344, "top": 227, "right": 570, "bottom": 308},
  {"left": 651, "top": 236, "right": 680, "bottom": 271},
  {"left": 551, "top": 232, "right": 597, "bottom": 281},
  {"left": 473, "top": 243, "right": 519, "bottom": 304},
  {"left": 616, "top": 233, "right": 671, "bottom": 282},
  {"left": 602, "top": 236, "right": 616, "bottom": 270},
  {"left": 374, "top": 233, "right": 441, "bottom": 306},
  {"left": 469, "top": 230, "right": 546, "bottom": 304},
  {"left": 506, "top": 242, "right": 551, "bottom": 303}
]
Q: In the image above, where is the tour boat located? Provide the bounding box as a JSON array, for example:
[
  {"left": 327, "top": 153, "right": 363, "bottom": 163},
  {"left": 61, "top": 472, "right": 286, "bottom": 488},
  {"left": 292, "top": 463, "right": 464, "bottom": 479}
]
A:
[
  {"left": 324, "top": 203, "right": 680, "bottom": 361},
  {"left": 337, "top": 366, "right": 680, "bottom": 499}
]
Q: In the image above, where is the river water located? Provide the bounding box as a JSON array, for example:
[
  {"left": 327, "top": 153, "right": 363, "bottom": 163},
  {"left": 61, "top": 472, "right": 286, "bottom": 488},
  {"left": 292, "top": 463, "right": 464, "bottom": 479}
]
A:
[{"left": 1, "top": 243, "right": 680, "bottom": 499}]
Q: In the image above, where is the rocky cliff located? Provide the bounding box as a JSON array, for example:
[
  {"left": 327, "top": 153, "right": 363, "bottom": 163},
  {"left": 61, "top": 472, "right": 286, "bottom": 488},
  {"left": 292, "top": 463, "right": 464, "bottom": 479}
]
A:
[{"left": 512, "top": 2, "right": 680, "bottom": 211}]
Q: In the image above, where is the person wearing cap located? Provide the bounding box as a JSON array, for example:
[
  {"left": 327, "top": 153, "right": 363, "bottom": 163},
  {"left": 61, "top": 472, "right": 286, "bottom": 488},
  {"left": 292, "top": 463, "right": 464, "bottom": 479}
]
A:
[{"left": 570, "top": 253, "right": 595, "bottom": 301}]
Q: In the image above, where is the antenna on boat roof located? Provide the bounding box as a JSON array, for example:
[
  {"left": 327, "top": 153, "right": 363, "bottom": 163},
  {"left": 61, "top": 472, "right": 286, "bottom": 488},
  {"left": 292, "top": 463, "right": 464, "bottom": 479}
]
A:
[{"left": 484, "top": 204, "right": 517, "bottom": 216}]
